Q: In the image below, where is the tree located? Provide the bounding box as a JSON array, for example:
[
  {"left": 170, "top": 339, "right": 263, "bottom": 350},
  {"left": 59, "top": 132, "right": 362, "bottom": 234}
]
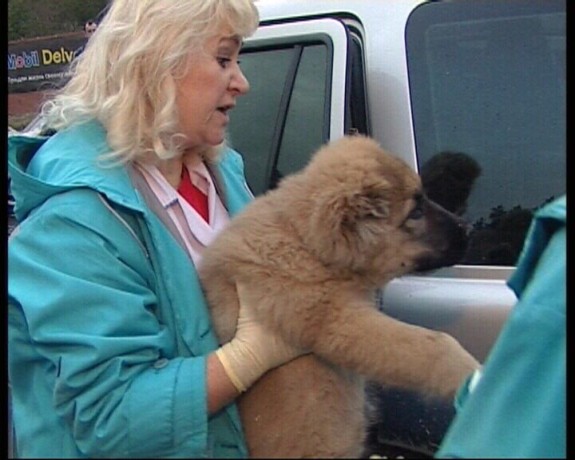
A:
[{"left": 8, "top": 0, "right": 109, "bottom": 41}]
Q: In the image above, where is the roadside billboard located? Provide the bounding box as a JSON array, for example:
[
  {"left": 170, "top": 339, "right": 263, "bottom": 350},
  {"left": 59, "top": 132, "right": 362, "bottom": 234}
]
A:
[{"left": 8, "top": 33, "right": 86, "bottom": 93}]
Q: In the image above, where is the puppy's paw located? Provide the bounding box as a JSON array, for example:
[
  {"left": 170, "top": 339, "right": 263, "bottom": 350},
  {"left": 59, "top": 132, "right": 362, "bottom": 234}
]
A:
[{"left": 427, "top": 332, "right": 480, "bottom": 400}]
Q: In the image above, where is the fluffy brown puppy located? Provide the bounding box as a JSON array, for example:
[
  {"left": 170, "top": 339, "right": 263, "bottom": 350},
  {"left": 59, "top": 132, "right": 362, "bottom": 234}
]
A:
[{"left": 199, "top": 135, "right": 480, "bottom": 458}]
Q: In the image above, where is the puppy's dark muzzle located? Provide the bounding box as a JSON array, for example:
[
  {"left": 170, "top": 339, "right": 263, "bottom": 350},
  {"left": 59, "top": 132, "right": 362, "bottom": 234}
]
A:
[{"left": 414, "top": 197, "right": 470, "bottom": 272}]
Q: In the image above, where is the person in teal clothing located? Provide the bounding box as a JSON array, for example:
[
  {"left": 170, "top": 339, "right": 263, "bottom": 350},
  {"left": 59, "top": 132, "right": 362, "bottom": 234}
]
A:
[
  {"left": 436, "top": 195, "right": 566, "bottom": 458},
  {"left": 8, "top": 0, "right": 307, "bottom": 457}
]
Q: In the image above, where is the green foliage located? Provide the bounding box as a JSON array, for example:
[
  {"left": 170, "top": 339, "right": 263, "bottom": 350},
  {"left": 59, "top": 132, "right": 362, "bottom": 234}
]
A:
[
  {"left": 8, "top": 0, "right": 33, "bottom": 40},
  {"left": 8, "top": 0, "right": 109, "bottom": 41}
]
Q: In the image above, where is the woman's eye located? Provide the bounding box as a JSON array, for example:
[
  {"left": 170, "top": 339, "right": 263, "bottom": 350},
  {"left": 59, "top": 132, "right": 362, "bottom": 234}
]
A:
[
  {"left": 217, "top": 57, "right": 232, "bottom": 68},
  {"left": 217, "top": 57, "right": 241, "bottom": 69},
  {"left": 216, "top": 57, "right": 240, "bottom": 69}
]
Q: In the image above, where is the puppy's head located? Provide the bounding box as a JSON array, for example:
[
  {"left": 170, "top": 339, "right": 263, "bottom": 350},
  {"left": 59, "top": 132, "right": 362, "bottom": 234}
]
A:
[{"left": 292, "top": 136, "right": 469, "bottom": 284}]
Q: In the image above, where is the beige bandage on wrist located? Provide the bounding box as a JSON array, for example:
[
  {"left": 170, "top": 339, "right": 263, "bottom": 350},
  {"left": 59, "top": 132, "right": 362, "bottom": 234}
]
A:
[{"left": 215, "top": 339, "right": 268, "bottom": 393}]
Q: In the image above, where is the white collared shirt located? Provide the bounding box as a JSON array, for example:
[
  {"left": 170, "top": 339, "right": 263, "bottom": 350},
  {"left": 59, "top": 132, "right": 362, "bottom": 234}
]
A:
[{"left": 133, "top": 160, "right": 230, "bottom": 267}]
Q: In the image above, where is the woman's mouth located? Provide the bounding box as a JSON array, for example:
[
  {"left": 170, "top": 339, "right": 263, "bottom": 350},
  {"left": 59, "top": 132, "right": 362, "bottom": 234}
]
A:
[
  {"left": 216, "top": 105, "right": 234, "bottom": 124},
  {"left": 217, "top": 104, "right": 235, "bottom": 115}
]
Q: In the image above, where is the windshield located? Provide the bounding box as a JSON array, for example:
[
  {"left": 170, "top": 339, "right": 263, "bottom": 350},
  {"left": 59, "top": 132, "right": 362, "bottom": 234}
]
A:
[{"left": 406, "top": 0, "right": 565, "bottom": 265}]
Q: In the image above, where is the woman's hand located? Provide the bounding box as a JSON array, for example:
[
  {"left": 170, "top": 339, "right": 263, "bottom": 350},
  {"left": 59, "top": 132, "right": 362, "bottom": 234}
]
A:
[{"left": 215, "top": 283, "right": 307, "bottom": 393}]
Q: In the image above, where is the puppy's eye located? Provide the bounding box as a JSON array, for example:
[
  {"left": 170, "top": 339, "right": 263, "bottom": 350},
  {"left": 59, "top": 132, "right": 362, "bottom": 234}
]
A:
[{"left": 407, "top": 206, "right": 424, "bottom": 220}]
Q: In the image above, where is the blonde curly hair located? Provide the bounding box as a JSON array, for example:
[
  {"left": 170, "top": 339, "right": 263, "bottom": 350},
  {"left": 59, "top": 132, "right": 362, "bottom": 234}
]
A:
[{"left": 41, "top": 0, "right": 259, "bottom": 164}]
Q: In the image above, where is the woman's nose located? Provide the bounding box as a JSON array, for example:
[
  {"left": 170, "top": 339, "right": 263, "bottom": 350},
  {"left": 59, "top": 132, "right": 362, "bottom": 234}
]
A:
[{"left": 230, "top": 64, "right": 250, "bottom": 95}]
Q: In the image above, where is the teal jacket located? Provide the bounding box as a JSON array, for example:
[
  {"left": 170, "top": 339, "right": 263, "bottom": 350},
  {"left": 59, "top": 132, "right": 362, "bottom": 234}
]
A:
[
  {"left": 8, "top": 120, "right": 253, "bottom": 458},
  {"left": 436, "top": 195, "right": 566, "bottom": 458}
]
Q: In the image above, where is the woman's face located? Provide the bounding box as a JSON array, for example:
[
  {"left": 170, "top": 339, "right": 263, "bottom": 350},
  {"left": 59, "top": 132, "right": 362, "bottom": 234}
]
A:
[{"left": 176, "top": 29, "right": 250, "bottom": 153}]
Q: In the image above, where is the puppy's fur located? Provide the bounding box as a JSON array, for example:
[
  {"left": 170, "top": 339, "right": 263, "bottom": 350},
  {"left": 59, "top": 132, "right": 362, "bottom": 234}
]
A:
[{"left": 199, "top": 136, "right": 480, "bottom": 458}]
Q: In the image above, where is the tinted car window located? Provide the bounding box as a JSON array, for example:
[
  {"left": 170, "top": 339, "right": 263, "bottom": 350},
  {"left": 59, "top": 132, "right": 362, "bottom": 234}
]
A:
[
  {"left": 227, "top": 47, "right": 295, "bottom": 195},
  {"left": 276, "top": 45, "right": 328, "bottom": 184},
  {"left": 228, "top": 40, "right": 332, "bottom": 196},
  {"left": 406, "top": 0, "right": 566, "bottom": 266}
]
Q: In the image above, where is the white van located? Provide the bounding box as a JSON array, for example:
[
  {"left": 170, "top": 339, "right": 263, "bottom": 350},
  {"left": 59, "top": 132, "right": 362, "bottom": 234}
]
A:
[{"left": 227, "top": 0, "right": 565, "bottom": 456}]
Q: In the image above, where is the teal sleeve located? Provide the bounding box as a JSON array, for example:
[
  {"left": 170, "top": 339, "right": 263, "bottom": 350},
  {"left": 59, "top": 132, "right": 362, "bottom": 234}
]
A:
[
  {"left": 436, "top": 227, "right": 566, "bottom": 458},
  {"left": 8, "top": 193, "right": 211, "bottom": 457}
]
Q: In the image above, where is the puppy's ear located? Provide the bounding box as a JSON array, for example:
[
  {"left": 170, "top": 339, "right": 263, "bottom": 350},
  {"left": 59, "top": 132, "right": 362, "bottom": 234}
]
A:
[
  {"left": 306, "top": 182, "right": 392, "bottom": 269},
  {"left": 341, "top": 187, "right": 390, "bottom": 227}
]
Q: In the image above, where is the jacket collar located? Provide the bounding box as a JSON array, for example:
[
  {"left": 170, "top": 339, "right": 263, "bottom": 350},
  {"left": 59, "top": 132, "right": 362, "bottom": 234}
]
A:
[
  {"left": 8, "top": 118, "right": 248, "bottom": 223},
  {"left": 8, "top": 120, "right": 144, "bottom": 221}
]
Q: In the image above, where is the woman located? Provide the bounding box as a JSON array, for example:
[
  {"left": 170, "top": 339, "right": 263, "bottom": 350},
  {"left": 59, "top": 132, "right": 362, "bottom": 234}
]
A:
[{"left": 8, "top": 0, "right": 305, "bottom": 457}]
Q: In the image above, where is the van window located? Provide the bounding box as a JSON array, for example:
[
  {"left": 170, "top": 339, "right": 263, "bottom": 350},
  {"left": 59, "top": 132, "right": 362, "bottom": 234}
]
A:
[
  {"left": 228, "top": 42, "right": 330, "bottom": 195},
  {"left": 406, "top": 0, "right": 565, "bottom": 266},
  {"left": 276, "top": 45, "right": 329, "bottom": 187}
]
